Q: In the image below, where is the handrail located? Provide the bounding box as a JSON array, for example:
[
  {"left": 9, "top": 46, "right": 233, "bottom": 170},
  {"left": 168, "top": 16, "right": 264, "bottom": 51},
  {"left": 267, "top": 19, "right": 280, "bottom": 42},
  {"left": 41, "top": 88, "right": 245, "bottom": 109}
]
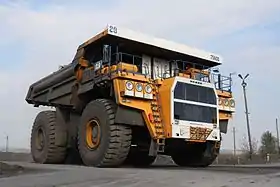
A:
[
  {"left": 91, "top": 51, "right": 232, "bottom": 92},
  {"left": 211, "top": 74, "right": 232, "bottom": 92}
]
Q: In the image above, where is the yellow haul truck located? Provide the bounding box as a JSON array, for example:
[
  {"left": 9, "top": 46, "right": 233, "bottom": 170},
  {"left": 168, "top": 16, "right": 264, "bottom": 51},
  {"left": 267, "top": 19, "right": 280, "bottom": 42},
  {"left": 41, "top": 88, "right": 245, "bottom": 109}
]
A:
[{"left": 25, "top": 24, "right": 235, "bottom": 167}]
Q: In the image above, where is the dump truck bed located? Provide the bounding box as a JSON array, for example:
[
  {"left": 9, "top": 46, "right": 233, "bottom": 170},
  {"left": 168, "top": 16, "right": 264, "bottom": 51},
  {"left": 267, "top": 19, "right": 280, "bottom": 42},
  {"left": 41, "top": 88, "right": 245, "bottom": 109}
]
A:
[
  {"left": 25, "top": 61, "right": 111, "bottom": 108},
  {"left": 25, "top": 63, "right": 76, "bottom": 107}
]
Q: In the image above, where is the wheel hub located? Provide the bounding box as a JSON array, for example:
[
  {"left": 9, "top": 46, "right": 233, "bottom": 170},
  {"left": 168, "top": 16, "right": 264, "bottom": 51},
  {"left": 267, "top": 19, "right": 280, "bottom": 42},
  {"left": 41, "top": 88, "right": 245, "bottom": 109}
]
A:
[
  {"left": 86, "top": 119, "right": 101, "bottom": 150},
  {"left": 36, "top": 128, "right": 45, "bottom": 151}
]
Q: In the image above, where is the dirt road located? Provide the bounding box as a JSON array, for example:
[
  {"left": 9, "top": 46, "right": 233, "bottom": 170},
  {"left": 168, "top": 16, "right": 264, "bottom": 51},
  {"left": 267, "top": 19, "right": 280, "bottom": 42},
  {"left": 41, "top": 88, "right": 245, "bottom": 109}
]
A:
[{"left": 0, "top": 161, "right": 279, "bottom": 187}]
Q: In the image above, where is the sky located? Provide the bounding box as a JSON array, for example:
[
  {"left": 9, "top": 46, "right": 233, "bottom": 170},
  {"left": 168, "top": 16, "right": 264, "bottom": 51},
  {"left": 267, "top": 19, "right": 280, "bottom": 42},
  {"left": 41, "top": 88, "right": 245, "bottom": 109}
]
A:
[{"left": 0, "top": 0, "right": 280, "bottom": 151}]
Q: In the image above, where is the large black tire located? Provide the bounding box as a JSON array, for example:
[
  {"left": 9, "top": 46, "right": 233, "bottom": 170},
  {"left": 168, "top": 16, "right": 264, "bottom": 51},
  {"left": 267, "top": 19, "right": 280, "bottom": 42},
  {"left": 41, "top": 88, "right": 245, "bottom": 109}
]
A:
[
  {"left": 30, "top": 110, "right": 67, "bottom": 164},
  {"left": 77, "top": 99, "right": 132, "bottom": 167},
  {"left": 171, "top": 141, "right": 220, "bottom": 167}
]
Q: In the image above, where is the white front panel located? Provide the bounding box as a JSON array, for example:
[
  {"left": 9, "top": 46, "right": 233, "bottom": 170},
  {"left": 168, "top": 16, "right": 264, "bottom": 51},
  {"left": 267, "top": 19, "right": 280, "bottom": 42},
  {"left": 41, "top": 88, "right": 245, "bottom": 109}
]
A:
[
  {"left": 142, "top": 55, "right": 152, "bottom": 78},
  {"left": 207, "top": 129, "right": 221, "bottom": 141},
  {"left": 170, "top": 76, "right": 220, "bottom": 141},
  {"left": 172, "top": 124, "right": 190, "bottom": 139},
  {"left": 153, "top": 57, "right": 170, "bottom": 79},
  {"left": 172, "top": 120, "right": 220, "bottom": 141}
]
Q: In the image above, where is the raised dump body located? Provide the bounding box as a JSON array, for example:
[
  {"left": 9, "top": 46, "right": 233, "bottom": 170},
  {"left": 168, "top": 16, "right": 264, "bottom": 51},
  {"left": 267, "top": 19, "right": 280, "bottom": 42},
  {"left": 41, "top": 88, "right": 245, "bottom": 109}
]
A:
[
  {"left": 26, "top": 63, "right": 75, "bottom": 107},
  {"left": 26, "top": 24, "right": 235, "bottom": 168}
]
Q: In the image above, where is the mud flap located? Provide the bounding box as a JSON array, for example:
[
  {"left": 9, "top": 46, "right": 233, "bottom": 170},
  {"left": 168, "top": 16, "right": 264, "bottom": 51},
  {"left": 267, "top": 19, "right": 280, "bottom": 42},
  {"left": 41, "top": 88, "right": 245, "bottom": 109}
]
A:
[
  {"left": 148, "top": 139, "right": 158, "bottom": 157},
  {"left": 55, "top": 108, "right": 69, "bottom": 147}
]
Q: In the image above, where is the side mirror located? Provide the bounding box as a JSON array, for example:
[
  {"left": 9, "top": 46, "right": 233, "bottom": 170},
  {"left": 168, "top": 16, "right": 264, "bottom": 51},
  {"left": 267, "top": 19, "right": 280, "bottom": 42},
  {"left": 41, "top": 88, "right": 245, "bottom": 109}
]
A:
[{"left": 212, "top": 68, "right": 219, "bottom": 73}]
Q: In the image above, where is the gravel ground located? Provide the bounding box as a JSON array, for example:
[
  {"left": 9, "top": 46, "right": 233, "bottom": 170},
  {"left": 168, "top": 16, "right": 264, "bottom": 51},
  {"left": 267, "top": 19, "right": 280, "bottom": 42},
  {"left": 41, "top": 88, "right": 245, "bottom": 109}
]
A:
[
  {"left": 0, "top": 162, "right": 25, "bottom": 178},
  {"left": 1, "top": 152, "right": 280, "bottom": 186},
  {"left": 0, "top": 161, "right": 279, "bottom": 187}
]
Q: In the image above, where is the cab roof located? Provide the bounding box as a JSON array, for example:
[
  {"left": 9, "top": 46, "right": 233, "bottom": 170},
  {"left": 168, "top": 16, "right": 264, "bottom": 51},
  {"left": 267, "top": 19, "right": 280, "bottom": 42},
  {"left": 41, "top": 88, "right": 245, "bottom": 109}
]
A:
[{"left": 78, "top": 24, "right": 223, "bottom": 68}]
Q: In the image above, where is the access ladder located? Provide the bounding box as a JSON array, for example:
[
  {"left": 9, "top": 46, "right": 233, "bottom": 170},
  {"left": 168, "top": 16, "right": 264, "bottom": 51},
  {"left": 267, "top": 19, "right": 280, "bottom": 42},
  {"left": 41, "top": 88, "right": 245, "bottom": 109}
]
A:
[{"left": 150, "top": 80, "right": 165, "bottom": 152}]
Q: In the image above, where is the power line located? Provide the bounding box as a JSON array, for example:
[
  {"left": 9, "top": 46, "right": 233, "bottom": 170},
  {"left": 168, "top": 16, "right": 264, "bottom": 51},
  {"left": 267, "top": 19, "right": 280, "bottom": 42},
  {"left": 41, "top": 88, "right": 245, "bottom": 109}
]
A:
[
  {"left": 233, "top": 126, "right": 236, "bottom": 158},
  {"left": 5, "top": 134, "right": 9, "bottom": 152}
]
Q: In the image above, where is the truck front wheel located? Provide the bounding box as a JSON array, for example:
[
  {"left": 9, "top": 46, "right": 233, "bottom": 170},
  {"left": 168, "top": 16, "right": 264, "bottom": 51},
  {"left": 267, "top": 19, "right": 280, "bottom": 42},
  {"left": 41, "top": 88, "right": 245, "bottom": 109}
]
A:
[
  {"left": 77, "top": 99, "right": 132, "bottom": 167},
  {"left": 171, "top": 141, "right": 220, "bottom": 167}
]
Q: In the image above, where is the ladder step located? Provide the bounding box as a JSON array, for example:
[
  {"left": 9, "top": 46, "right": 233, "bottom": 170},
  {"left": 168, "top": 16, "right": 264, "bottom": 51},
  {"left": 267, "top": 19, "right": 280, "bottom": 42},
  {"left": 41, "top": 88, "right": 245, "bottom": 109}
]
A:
[
  {"left": 158, "top": 146, "right": 164, "bottom": 152},
  {"left": 155, "top": 127, "right": 164, "bottom": 131},
  {"left": 157, "top": 139, "right": 165, "bottom": 144},
  {"left": 157, "top": 138, "right": 165, "bottom": 152},
  {"left": 156, "top": 133, "right": 164, "bottom": 136},
  {"left": 152, "top": 112, "right": 160, "bottom": 116}
]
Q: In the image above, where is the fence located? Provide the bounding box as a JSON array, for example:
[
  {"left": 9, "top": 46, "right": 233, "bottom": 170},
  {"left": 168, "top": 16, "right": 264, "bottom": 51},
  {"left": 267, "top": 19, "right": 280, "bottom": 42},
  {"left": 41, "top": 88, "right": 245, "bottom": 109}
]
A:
[{"left": 215, "top": 153, "right": 280, "bottom": 165}]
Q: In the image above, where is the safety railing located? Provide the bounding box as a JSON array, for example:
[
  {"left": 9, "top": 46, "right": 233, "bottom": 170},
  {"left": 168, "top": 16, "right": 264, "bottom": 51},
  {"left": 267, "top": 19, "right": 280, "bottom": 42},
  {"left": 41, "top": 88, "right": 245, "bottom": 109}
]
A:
[
  {"left": 112, "top": 52, "right": 144, "bottom": 74},
  {"left": 94, "top": 51, "right": 146, "bottom": 76},
  {"left": 211, "top": 73, "right": 232, "bottom": 92},
  {"left": 90, "top": 50, "right": 232, "bottom": 92},
  {"left": 170, "top": 60, "right": 211, "bottom": 72}
]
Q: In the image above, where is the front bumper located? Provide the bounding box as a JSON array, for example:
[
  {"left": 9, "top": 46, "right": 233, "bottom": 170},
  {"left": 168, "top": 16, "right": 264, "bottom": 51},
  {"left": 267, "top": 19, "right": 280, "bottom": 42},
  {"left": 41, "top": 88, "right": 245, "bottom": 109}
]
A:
[{"left": 172, "top": 122, "right": 221, "bottom": 142}]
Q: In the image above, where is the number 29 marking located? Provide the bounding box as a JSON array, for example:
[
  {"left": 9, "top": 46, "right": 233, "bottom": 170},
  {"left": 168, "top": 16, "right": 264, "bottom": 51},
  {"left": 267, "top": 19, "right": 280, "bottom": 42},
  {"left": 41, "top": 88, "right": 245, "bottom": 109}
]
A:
[{"left": 109, "top": 25, "right": 117, "bottom": 34}]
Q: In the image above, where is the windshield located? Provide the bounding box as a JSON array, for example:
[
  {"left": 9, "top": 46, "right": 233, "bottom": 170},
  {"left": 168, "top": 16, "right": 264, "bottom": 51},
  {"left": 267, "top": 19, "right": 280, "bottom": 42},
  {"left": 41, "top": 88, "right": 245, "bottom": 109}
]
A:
[{"left": 174, "top": 82, "right": 217, "bottom": 105}]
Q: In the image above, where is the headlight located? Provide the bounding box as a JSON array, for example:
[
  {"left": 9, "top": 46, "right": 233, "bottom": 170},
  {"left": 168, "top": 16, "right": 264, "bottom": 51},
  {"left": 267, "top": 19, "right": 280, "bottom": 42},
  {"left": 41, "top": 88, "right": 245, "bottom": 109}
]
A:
[
  {"left": 230, "top": 99, "right": 235, "bottom": 107},
  {"left": 135, "top": 83, "right": 143, "bottom": 92},
  {"left": 218, "top": 98, "right": 223, "bottom": 105},
  {"left": 224, "top": 99, "right": 229, "bottom": 106},
  {"left": 145, "top": 84, "right": 152, "bottom": 94},
  {"left": 125, "top": 81, "right": 134, "bottom": 90}
]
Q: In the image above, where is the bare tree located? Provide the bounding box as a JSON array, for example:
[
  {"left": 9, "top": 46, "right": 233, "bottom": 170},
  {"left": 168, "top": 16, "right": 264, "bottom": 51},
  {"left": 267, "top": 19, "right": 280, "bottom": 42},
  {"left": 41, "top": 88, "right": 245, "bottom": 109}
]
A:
[{"left": 240, "top": 134, "right": 258, "bottom": 157}]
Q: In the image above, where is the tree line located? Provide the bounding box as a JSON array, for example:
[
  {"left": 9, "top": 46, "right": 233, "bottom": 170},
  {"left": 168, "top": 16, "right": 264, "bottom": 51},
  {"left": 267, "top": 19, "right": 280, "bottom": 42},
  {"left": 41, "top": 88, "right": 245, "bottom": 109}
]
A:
[{"left": 240, "top": 130, "right": 280, "bottom": 157}]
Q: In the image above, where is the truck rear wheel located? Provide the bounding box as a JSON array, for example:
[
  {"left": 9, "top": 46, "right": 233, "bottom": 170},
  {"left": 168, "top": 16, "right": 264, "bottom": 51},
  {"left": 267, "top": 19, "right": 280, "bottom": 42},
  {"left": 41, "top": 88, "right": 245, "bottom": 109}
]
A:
[
  {"left": 77, "top": 99, "right": 132, "bottom": 167},
  {"left": 171, "top": 141, "right": 220, "bottom": 167},
  {"left": 30, "top": 110, "right": 67, "bottom": 164}
]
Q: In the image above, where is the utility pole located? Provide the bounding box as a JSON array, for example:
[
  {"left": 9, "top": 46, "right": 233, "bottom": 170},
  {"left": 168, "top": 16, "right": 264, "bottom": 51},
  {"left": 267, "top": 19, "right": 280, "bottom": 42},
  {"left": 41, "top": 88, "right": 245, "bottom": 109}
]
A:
[
  {"left": 233, "top": 127, "right": 236, "bottom": 158},
  {"left": 5, "top": 134, "right": 9, "bottom": 152},
  {"left": 276, "top": 118, "right": 280, "bottom": 155},
  {"left": 238, "top": 73, "right": 253, "bottom": 160}
]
